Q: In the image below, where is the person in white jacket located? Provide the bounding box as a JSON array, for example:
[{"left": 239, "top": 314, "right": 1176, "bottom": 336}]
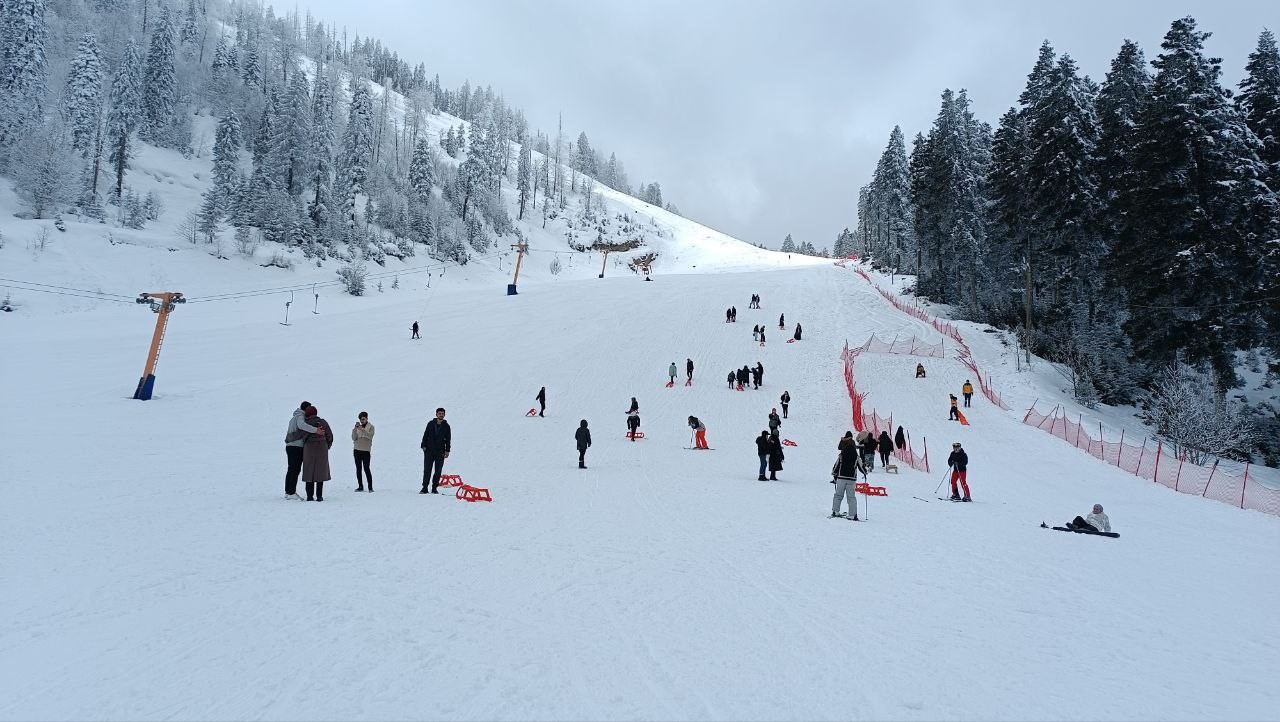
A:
[
  {"left": 1071, "top": 504, "right": 1111, "bottom": 532},
  {"left": 352, "top": 411, "right": 375, "bottom": 492}
]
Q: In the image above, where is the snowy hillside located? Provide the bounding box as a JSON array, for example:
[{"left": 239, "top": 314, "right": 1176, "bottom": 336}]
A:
[{"left": 3, "top": 257, "right": 1278, "bottom": 720}]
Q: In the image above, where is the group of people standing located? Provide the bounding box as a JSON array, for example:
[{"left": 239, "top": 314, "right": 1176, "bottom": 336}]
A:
[
  {"left": 282, "top": 401, "right": 452, "bottom": 501},
  {"left": 729, "top": 363, "right": 766, "bottom": 390}
]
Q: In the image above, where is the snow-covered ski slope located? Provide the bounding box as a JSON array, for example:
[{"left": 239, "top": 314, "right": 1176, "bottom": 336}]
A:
[{"left": 3, "top": 257, "right": 1278, "bottom": 721}]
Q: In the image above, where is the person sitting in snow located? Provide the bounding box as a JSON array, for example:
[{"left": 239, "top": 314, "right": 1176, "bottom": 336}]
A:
[
  {"left": 1069, "top": 504, "right": 1111, "bottom": 532},
  {"left": 915, "top": 363, "right": 926, "bottom": 378}
]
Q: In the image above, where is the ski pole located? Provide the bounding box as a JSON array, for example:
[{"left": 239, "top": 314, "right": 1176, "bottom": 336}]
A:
[{"left": 934, "top": 466, "right": 952, "bottom": 495}]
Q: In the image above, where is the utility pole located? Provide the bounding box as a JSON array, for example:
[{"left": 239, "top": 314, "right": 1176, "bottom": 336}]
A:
[
  {"left": 132, "top": 291, "right": 186, "bottom": 400},
  {"left": 312, "top": 284, "right": 320, "bottom": 314},
  {"left": 508, "top": 241, "right": 528, "bottom": 295}
]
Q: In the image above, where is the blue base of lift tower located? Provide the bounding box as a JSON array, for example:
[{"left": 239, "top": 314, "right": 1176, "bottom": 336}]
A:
[
  {"left": 133, "top": 374, "right": 156, "bottom": 400},
  {"left": 507, "top": 283, "right": 518, "bottom": 296}
]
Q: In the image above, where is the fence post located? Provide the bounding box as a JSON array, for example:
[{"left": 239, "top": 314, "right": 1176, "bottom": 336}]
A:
[
  {"left": 923, "top": 437, "right": 929, "bottom": 473},
  {"left": 1202, "top": 460, "right": 1218, "bottom": 498},
  {"left": 1098, "top": 422, "right": 1105, "bottom": 459},
  {"left": 1022, "top": 398, "right": 1039, "bottom": 424},
  {"left": 1241, "top": 463, "right": 1249, "bottom": 509},
  {"left": 1136, "top": 438, "right": 1147, "bottom": 475},
  {"left": 1074, "top": 415, "right": 1083, "bottom": 448},
  {"left": 1174, "top": 458, "right": 1185, "bottom": 492},
  {"left": 1153, "top": 442, "right": 1163, "bottom": 484},
  {"left": 1117, "top": 429, "right": 1125, "bottom": 467}
]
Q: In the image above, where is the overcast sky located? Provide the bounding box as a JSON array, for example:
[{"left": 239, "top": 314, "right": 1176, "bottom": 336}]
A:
[{"left": 303, "top": 0, "right": 1271, "bottom": 249}]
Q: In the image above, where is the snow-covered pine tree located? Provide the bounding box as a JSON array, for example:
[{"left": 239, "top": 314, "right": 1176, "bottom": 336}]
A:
[
  {"left": 1237, "top": 29, "right": 1280, "bottom": 186},
  {"left": 866, "top": 126, "right": 914, "bottom": 270},
  {"left": 197, "top": 187, "right": 222, "bottom": 242},
  {"left": 240, "top": 35, "right": 260, "bottom": 89},
  {"left": 408, "top": 135, "right": 434, "bottom": 210},
  {"left": 1094, "top": 40, "right": 1151, "bottom": 217},
  {"left": 337, "top": 83, "right": 374, "bottom": 230},
  {"left": 210, "top": 113, "right": 241, "bottom": 210},
  {"left": 280, "top": 70, "right": 312, "bottom": 196},
  {"left": 982, "top": 107, "right": 1031, "bottom": 325},
  {"left": 576, "top": 131, "right": 595, "bottom": 177},
  {"left": 307, "top": 67, "right": 333, "bottom": 235},
  {"left": 106, "top": 40, "right": 144, "bottom": 198},
  {"left": 516, "top": 140, "right": 531, "bottom": 219},
  {"left": 0, "top": 0, "right": 49, "bottom": 146},
  {"left": 780, "top": 234, "right": 795, "bottom": 253},
  {"left": 180, "top": 0, "right": 201, "bottom": 56},
  {"left": 1107, "top": 16, "right": 1278, "bottom": 386},
  {"left": 62, "top": 33, "right": 104, "bottom": 155},
  {"left": 140, "top": 5, "right": 178, "bottom": 147}
]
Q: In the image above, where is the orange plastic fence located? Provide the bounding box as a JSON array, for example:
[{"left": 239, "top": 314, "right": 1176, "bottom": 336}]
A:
[
  {"left": 1022, "top": 404, "right": 1279, "bottom": 517},
  {"left": 841, "top": 337, "right": 931, "bottom": 473}
]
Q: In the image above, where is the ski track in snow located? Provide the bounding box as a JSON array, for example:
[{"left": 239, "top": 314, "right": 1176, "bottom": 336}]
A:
[{"left": 1, "top": 265, "right": 1278, "bottom": 721}]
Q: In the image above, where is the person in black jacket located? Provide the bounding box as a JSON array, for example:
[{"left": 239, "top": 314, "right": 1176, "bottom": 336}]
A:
[
  {"left": 768, "top": 408, "right": 782, "bottom": 432},
  {"left": 535, "top": 386, "right": 546, "bottom": 417},
  {"left": 858, "top": 431, "right": 878, "bottom": 471},
  {"left": 877, "top": 430, "right": 893, "bottom": 467},
  {"left": 686, "top": 358, "right": 694, "bottom": 382},
  {"left": 766, "top": 430, "right": 784, "bottom": 480},
  {"left": 730, "top": 306, "right": 737, "bottom": 322},
  {"left": 727, "top": 370, "right": 736, "bottom": 388},
  {"left": 947, "top": 442, "right": 971, "bottom": 501},
  {"left": 738, "top": 366, "right": 750, "bottom": 389},
  {"left": 626, "top": 411, "right": 641, "bottom": 440},
  {"left": 575, "top": 420, "right": 592, "bottom": 468},
  {"left": 792, "top": 323, "right": 802, "bottom": 341},
  {"left": 420, "top": 408, "right": 452, "bottom": 494},
  {"left": 779, "top": 313, "right": 785, "bottom": 329},
  {"left": 725, "top": 308, "right": 732, "bottom": 323},
  {"left": 755, "top": 430, "right": 771, "bottom": 480},
  {"left": 894, "top": 425, "right": 906, "bottom": 450},
  {"left": 627, "top": 397, "right": 639, "bottom": 414},
  {"left": 755, "top": 361, "right": 764, "bottom": 388},
  {"left": 780, "top": 391, "right": 790, "bottom": 418},
  {"left": 831, "top": 440, "right": 864, "bottom": 519}
]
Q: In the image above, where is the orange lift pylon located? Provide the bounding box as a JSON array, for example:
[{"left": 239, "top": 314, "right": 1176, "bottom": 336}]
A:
[
  {"left": 507, "top": 241, "right": 528, "bottom": 295},
  {"left": 133, "top": 291, "right": 185, "bottom": 400}
]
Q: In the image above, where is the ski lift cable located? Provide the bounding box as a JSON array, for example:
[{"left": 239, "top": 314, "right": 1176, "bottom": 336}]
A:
[{"left": 0, "top": 277, "right": 134, "bottom": 299}]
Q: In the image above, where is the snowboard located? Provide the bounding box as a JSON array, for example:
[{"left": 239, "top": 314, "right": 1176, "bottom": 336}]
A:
[{"left": 1043, "top": 522, "right": 1119, "bottom": 538}]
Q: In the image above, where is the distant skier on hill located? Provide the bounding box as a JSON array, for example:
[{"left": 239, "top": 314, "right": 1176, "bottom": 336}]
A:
[
  {"left": 688, "top": 416, "right": 709, "bottom": 449},
  {"left": 962, "top": 380, "right": 974, "bottom": 407},
  {"left": 948, "top": 442, "right": 971, "bottom": 501},
  {"left": 780, "top": 391, "right": 790, "bottom": 418},
  {"left": 576, "top": 420, "right": 592, "bottom": 469},
  {"left": 411, "top": 321, "right": 420, "bottom": 340},
  {"left": 949, "top": 394, "right": 960, "bottom": 421}
]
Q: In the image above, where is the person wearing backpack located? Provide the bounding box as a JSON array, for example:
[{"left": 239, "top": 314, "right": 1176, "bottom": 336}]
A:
[{"left": 295, "top": 406, "right": 334, "bottom": 501}]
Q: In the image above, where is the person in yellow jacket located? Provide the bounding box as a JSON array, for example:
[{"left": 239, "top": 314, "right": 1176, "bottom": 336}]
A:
[
  {"left": 962, "top": 380, "right": 974, "bottom": 408},
  {"left": 949, "top": 394, "right": 960, "bottom": 420}
]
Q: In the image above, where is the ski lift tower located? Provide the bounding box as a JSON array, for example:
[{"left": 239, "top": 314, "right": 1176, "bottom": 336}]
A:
[{"left": 132, "top": 291, "right": 186, "bottom": 400}]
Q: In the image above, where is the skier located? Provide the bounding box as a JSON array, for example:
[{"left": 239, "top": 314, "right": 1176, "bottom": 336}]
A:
[
  {"left": 283, "top": 400, "right": 312, "bottom": 499},
  {"left": 779, "top": 313, "right": 785, "bottom": 329},
  {"left": 948, "top": 394, "right": 960, "bottom": 421},
  {"left": 1068, "top": 504, "right": 1111, "bottom": 532},
  {"left": 766, "top": 430, "right": 784, "bottom": 480},
  {"left": 626, "top": 411, "right": 641, "bottom": 440},
  {"left": 352, "top": 411, "right": 375, "bottom": 492},
  {"left": 411, "top": 321, "right": 420, "bottom": 340},
  {"left": 962, "top": 380, "right": 974, "bottom": 407},
  {"left": 536, "top": 386, "right": 547, "bottom": 417},
  {"left": 947, "top": 442, "right": 971, "bottom": 501},
  {"left": 755, "top": 361, "right": 764, "bottom": 388},
  {"left": 575, "top": 420, "right": 592, "bottom": 469},
  {"left": 686, "top": 358, "right": 694, "bottom": 382},
  {"left": 894, "top": 425, "right": 906, "bottom": 450},
  {"left": 688, "top": 416, "right": 709, "bottom": 449},
  {"left": 419, "top": 407, "right": 452, "bottom": 494},
  {"left": 877, "top": 430, "right": 893, "bottom": 468},
  {"left": 792, "top": 323, "right": 802, "bottom": 341},
  {"left": 295, "top": 406, "right": 334, "bottom": 501},
  {"left": 858, "top": 430, "right": 878, "bottom": 471},
  {"left": 831, "top": 437, "right": 864, "bottom": 519},
  {"left": 915, "top": 363, "right": 926, "bottom": 378},
  {"left": 780, "top": 391, "right": 791, "bottom": 419},
  {"left": 768, "top": 408, "right": 782, "bottom": 432},
  {"left": 668, "top": 362, "right": 678, "bottom": 385},
  {"left": 756, "top": 430, "right": 772, "bottom": 480},
  {"left": 727, "top": 370, "right": 736, "bottom": 389}
]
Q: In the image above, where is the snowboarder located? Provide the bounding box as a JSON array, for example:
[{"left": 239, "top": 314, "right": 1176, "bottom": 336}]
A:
[
  {"left": 877, "top": 430, "right": 893, "bottom": 468},
  {"left": 411, "top": 321, "right": 420, "bottom": 340},
  {"left": 962, "top": 380, "right": 974, "bottom": 407},
  {"left": 295, "top": 406, "right": 334, "bottom": 501},
  {"left": 858, "top": 430, "right": 878, "bottom": 471},
  {"left": 948, "top": 394, "right": 960, "bottom": 420},
  {"left": 283, "top": 400, "right": 311, "bottom": 499},
  {"left": 755, "top": 361, "right": 764, "bottom": 387},
  {"left": 1068, "top": 504, "right": 1111, "bottom": 532},
  {"left": 894, "top": 425, "right": 906, "bottom": 450},
  {"left": 831, "top": 439, "right": 864, "bottom": 519},
  {"left": 780, "top": 391, "right": 791, "bottom": 419},
  {"left": 575, "top": 420, "right": 592, "bottom": 469},
  {"left": 778, "top": 313, "right": 785, "bottom": 329},
  {"left": 688, "top": 416, "right": 709, "bottom": 449},
  {"left": 668, "top": 362, "right": 678, "bottom": 384},
  {"left": 756, "top": 430, "right": 771, "bottom": 480},
  {"left": 947, "top": 442, "right": 971, "bottom": 501},
  {"left": 915, "top": 363, "right": 926, "bottom": 378},
  {"left": 766, "top": 430, "right": 784, "bottom": 480},
  {"left": 352, "top": 411, "right": 375, "bottom": 492},
  {"left": 686, "top": 358, "right": 694, "bottom": 382},
  {"left": 626, "top": 411, "right": 641, "bottom": 440},
  {"left": 792, "top": 323, "right": 802, "bottom": 341},
  {"left": 536, "top": 386, "right": 547, "bottom": 417},
  {"left": 768, "top": 408, "right": 782, "bottom": 432},
  {"left": 419, "top": 407, "right": 452, "bottom": 494}
]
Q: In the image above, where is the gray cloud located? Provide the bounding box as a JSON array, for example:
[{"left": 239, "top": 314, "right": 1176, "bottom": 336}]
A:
[{"left": 302, "top": 0, "right": 1271, "bottom": 249}]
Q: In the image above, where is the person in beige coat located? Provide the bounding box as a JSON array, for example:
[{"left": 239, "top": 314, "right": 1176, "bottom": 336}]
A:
[
  {"left": 296, "top": 406, "right": 334, "bottom": 501},
  {"left": 352, "top": 411, "right": 375, "bottom": 492}
]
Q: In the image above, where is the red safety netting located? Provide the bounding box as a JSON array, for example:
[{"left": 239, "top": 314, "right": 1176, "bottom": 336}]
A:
[
  {"left": 842, "top": 337, "right": 931, "bottom": 473},
  {"left": 852, "top": 268, "right": 1010, "bottom": 410},
  {"left": 1023, "top": 404, "right": 1280, "bottom": 517}
]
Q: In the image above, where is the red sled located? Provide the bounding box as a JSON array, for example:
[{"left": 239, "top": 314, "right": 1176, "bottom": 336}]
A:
[
  {"left": 525, "top": 408, "right": 538, "bottom": 417},
  {"left": 625, "top": 431, "right": 646, "bottom": 440},
  {"left": 665, "top": 380, "right": 675, "bottom": 388},
  {"left": 439, "top": 474, "right": 464, "bottom": 488},
  {"left": 685, "top": 379, "right": 692, "bottom": 386},
  {"left": 782, "top": 439, "right": 797, "bottom": 447},
  {"left": 856, "top": 483, "right": 888, "bottom": 497},
  {"left": 956, "top": 409, "right": 970, "bottom": 426},
  {"left": 456, "top": 484, "right": 492, "bottom": 502},
  {"left": 786, "top": 338, "right": 797, "bottom": 344}
]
